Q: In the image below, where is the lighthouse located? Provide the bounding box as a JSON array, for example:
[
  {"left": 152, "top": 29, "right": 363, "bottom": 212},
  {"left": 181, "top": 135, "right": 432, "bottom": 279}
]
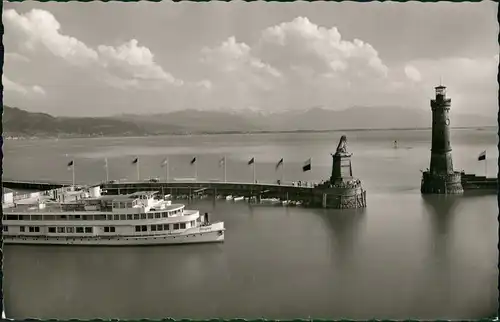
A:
[{"left": 421, "top": 85, "right": 464, "bottom": 194}]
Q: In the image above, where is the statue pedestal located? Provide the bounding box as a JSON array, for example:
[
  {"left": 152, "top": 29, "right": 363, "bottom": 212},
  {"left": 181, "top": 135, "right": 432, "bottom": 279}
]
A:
[
  {"left": 311, "top": 151, "right": 367, "bottom": 209},
  {"left": 330, "top": 152, "right": 353, "bottom": 184}
]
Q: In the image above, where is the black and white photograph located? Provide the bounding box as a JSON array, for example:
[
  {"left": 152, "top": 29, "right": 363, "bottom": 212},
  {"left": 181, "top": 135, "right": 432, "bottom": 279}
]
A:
[{"left": 1, "top": 1, "right": 498, "bottom": 320}]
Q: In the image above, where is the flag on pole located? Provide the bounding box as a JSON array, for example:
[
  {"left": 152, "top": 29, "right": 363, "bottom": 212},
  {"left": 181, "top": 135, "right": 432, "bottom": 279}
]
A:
[
  {"left": 190, "top": 157, "right": 197, "bottom": 165},
  {"left": 302, "top": 158, "right": 311, "bottom": 172},
  {"left": 67, "top": 160, "right": 74, "bottom": 170},
  {"left": 276, "top": 158, "right": 284, "bottom": 170},
  {"left": 219, "top": 157, "right": 225, "bottom": 167},
  {"left": 132, "top": 157, "right": 139, "bottom": 164},
  {"left": 248, "top": 157, "right": 255, "bottom": 165},
  {"left": 161, "top": 158, "right": 168, "bottom": 167},
  {"left": 478, "top": 150, "right": 486, "bottom": 161}
]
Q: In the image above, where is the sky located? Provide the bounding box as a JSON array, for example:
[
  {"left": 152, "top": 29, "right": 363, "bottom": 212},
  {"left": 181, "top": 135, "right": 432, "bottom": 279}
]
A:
[{"left": 3, "top": 1, "right": 498, "bottom": 117}]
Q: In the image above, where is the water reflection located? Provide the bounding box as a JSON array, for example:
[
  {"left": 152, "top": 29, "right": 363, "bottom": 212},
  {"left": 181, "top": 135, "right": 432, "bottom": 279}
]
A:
[{"left": 311, "top": 208, "right": 367, "bottom": 269}]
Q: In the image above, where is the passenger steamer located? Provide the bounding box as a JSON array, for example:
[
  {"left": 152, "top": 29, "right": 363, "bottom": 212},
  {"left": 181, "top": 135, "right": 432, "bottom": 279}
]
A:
[{"left": 2, "top": 186, "right": 225, "bottom": 246}]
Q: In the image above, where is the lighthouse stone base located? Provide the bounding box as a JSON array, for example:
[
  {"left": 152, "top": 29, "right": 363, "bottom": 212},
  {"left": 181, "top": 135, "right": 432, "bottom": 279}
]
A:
[{"left": 421, "top": 171, "right": 464, "bottom": 194}]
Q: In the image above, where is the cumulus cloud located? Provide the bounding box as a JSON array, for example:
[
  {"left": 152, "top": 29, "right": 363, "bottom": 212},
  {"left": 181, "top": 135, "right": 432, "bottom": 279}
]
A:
[
  {"left": 404, "top": 65, "right": 422, "bottom": 82},
  {"left": 5, "top": 52, "right": 31, "bottom": 63},
  {"left": 3, "top": 9, "right": 184, "bottom": 90},
  {"left": 3, "top": 75, "right": 46, "bottom": 96},
  {"left": 257, "top": 17, "right": 388, "bottom": 81}
]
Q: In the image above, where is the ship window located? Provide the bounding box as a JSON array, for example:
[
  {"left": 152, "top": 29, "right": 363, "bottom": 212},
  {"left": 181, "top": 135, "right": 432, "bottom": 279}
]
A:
[
  {"left": 120, "top": 215, "right": 126, "bottom": 220},
  {"left": 107, "top": 215, "right": 113, "bottom": 220},
  {"left": 134, "top": 214, "right": 140, "bottom": 220},
  {"left": 127, "top": 214, "right": 133, "bottom": 220},
  {"left": 110, "top": 227, "right": 115, "bottom": 233},
  {"left": 83, "top": 215, "right": 92, "bottom": 221},
  {"left": 141, "top": 214, "right": 147, "bottom": 220},
  {"left": 43, "top": 215, "right": 54, "bottom": 221},
  {"left": 48, "top": 227, "right": 56, "bottom": 233},
  {"left": 57, "top": 227, "right": 65, "bottom": 233},
  {"left": 180, "top": 223, "right": 186, "bottom": 229},
  {"left": 141, "top": 225, "right": 147, "bottom": 232},
  {"left": 113, "top": 215, "right": 120, "bottom": 220},
  {"left": 163, "top": 212, "right": 169, "bottom": 218},
  {"left": 75, "top": 215, "right": 81, "bottom": 219},
  {"left": 20, "top": 226, "right": 25, "bottom": 232},
  {"left": 31, "top": 215, "right": 41, "bottom": 221},
  {"left": 174, "top": 223, "right": 180, "bottom": 230},
  {"left": 29, "top": 226, "right": 35, "bottom": 233},
  {"left": 60, "top": 215, "right": 67, "bottom": 220},
  {"left": 2, "top": 226, "right": 8, "bottom": 232},
  {"left": 20, "top": 215, "right": 29, "bottom": 220},
  {"left": 191, "top": 221, "right": 195, "bottom": 227},
  {"left": 155, "top": 213, "right": 161, "bottom": 219},
  {"left": 151, "top": 225, "right": 157, "bottom": 231},
  {"left": 104, "top": 227, "right": 110, "bottom": 233},
  {"left": 85, "top": 227, "right": 92, "bottom": 233},
  {"left": 67, "top": 227, "right": 74, "bottom": 233},
  {"left": 135, "top": 226, "right": 141, "bottom": 232},
  {"left": 147, "top": 214, "right": 154, "bottom": 219},
  {"left": 95, "top": 215, "right": 106, "bottom": 220},
  {"left": 76, "top": 227, "right": 84, "bottom": 233},
  {"left": 6, "top": 215, "right": 17, "bottom": 220},
  {"left": 163, "top": 224, "right": 169, "bottom": 231},
  {"left": 34, "top": 227, "right": 40, "bottom": 233},
  {"left": 113, "top": 202, "right": 118, "bottom": 208}
]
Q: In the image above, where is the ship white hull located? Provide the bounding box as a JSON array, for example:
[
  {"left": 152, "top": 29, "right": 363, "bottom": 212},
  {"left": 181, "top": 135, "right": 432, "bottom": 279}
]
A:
[{"left": 4, "top": 229, "right": 224, "bottom": 246}]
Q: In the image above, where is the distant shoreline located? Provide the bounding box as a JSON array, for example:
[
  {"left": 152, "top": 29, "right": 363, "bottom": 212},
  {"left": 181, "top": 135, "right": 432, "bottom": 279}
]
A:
[{"left": 4, "top": 126, "right": 496, "bottom": 141}]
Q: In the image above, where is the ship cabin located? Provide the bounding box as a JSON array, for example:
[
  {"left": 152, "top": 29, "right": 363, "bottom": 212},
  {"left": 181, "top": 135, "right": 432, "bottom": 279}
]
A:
[{"left": 2, "top": 188, "right": 205, "bottom": 239}]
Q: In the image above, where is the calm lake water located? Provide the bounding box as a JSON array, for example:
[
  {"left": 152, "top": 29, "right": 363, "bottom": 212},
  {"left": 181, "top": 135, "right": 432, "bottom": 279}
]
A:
[{"left": 3, "top": 129, "right": 498, "bottom": 319}]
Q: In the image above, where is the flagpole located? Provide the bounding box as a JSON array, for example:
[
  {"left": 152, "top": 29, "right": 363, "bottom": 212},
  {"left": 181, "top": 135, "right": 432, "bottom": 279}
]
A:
[
  {"left": 253, "top": 160, "right": 256, "bottom": 183},
  {"left": 195, "top": 156, "right": 198, "bottom": 182},
  {"left": 105, "top": 158, "right": 109, "bottom": 182},
  {"left": 485, "top": 155, "right": 487, "bottom": 177},
  {"left": 224, "top": 156, "right": 227, "bottom": 183},
  {"left": 136, "top": 158, "right": 140, "bottom": 181},
  {"left": 281, "top": 160, "right": 285, "bottom": 184},
  {"left": 72, "top": 160, "right": 75, "bottom": 187},
  {"left": 166, "top": 157, "right": 169, "bottom": 183}
]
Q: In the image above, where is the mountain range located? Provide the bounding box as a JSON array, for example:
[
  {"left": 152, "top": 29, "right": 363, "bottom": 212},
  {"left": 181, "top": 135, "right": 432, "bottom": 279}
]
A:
[{"left": 3, "top": 105, "right": 495, "bottom": 138}]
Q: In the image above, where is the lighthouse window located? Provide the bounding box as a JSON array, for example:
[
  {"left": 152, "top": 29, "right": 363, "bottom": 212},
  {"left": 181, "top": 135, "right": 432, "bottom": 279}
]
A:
[
  {"left": 48, "top": 227, "right": 56, "bottom": 233},
  {"left": 180, "top": 223, "right": 186, "bottom": 229},
  {"left": 57, "top": 227, "right": 65, "bottom": 233}
]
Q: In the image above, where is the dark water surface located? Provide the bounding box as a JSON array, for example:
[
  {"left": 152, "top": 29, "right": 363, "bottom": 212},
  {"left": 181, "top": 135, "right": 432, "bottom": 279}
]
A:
[{"left": 3, "top": 129, "right": 498, "bottom": 319}]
